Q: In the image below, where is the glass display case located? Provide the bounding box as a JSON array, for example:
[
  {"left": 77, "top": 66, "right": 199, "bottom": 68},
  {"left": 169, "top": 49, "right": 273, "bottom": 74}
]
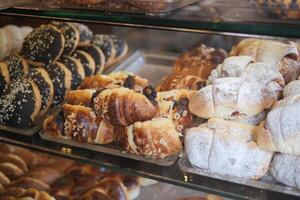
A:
[{"left": 0, "top": 1, "right": 300, "bottom": 199}]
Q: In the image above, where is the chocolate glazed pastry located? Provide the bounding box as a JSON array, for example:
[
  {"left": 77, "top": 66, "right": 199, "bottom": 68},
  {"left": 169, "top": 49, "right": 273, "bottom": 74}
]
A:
[
  {"left": 73, "top": 50, "right": 96, "bottom": 77},
  {"left": 27, "top": 68, "right": 54, "bottom": 116},
  {"left": 0, "top": 78, "right": 41, "bottom": 128},
  {"left": 21, "top": 26, "right": 65, "bottom": 66},
  {"left": 109, "top": 35, "right": 128, "bottom": 61},
  {"left": 72, "top": 23, "right": 93, "bottom": 47},
  {"left": 0, "top": 55, "right": 29, "bottom": 81},
  {"left": 60, "top": 56, "right": 85, "bottom": 90},
  {"left": 44, "top": 62, "right": 72, "bottom": 107},
  {"left": 50, "top": 22, "right": 80, "bottom": 56},
  {"left": 80, "top": 45, "right": 105, "bottom": 74},
  {"left": 91, "top": 34, "right": 116, "bottom": 66}
]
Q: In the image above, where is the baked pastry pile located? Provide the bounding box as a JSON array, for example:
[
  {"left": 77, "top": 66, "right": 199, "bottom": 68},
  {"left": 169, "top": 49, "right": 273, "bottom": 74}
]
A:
[
  {"left": 0, "top": 144, "right": 157, "bottom": 200},
  {"left": 0, "top": 21, "right": 128, "bottom": 128},
  {"left": 185, "top": 39, "right": 300, "bottom": 184}
]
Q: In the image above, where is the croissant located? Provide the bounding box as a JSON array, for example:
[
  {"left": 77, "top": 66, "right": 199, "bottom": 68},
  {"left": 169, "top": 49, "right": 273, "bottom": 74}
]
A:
[
  {"left": 91, "top": 87, "right": 158, "bottom": 126},
  {"left": 24, "top": 166, "right": 62, "bottom": 185},
  {"left": 0, "top": 153, "right": 28, "bottom": 172},
  {"left": 44, "top": 104, "right": 115, "bottom": 145},
  {"left": 173, "top": 44, "right": 228, "bottom": 79},
  {"left": 109, "top": 72, "right": 149, "bottom": 93},
  {"left": 185, "top": 118, "right": 273, "bottom": 180},
  {"left": 157, "top": 74, "right": 206, "bottom": 92},
  {"left": 230, "top": 39, "right": 300, "bottom": 83},
  {"left": 0, "top": 171, "right": 10, "bottom": 187},
  {"left": 9, "top": 177, "right": 50, "bottom": 191},
  {"left": 156, "top": 90, "right": 197, "bottom": 132},
  {"left": 0, "top": 163, "right": 24, "bottom": 180},
  {"left": 79, "top": 74, "right": 121, "bottom": 90},
  {"left": 116, "top": 118, "right": 182, "bottom": 159},
  {"left": 189, "top": 76, "right": 282, "bottom": 120},
  {"left": 65, "top": 89, "right": 96, "bottom": 107}
]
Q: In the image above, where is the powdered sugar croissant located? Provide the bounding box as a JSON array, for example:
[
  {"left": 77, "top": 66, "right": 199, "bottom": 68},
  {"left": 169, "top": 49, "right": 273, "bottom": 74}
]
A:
[
  {"left": 230, "top": 39, "right": 300, "bottom": 83},
  {"left": 91, "top": 87, "right": 158, "bottom": 126}
]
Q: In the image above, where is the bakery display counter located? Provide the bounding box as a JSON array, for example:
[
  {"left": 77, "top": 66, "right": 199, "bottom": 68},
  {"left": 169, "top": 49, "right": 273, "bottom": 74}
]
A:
[{"left": 0, "top": 0, "right": 300, "bottom": 38}]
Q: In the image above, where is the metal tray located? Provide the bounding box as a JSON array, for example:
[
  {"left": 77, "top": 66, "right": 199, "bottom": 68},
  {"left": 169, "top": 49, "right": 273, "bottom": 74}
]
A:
[
  {"left": 0, "top": 107, "right": 59, "bottom": 136},
  {"left": 178, "top": 153, "right": 300, "bottom": 197},
  {"left": 44, "top": 0, "right": 197, "bottom": 15},
  {"left": 40, "top": 50, "right": 180, "bottom": 166}
]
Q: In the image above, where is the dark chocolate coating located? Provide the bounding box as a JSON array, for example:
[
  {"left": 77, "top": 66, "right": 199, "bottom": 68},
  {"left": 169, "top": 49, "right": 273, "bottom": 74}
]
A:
[
  {"left": 28, "top": 68, "right": 51, "bottom": 111},
  {"left": 51, "top": 22, "right": 79, "bottom": 56},
  {"left": 73, "top": 50, "right": 93, "bottom": 77},
  {"left": 0, "top": 79, "right": 36, "bottom": 128},
  {"left": 44, "top": 62, "right": 68, "bottom": 107},
  {"left": 60, "top": 56, "right": 82, "bottom": 89},
  {"left": 81, "top": 45, "right": 103, "bottom": 74},
  {"left": 110, "top": 35, "right": 126, "bottom": 57},
  {"left": 1, "top": 55, "right": 27, "bottom": 80},
  {"left": 0, "top": 72, "right": 6, "bottom": 96},
  {"left": 92, "top": 34, "right": 113, "bottom": 62},
  {"left": 21, "top": 26, "right": 64, "bottom": 65},
  {"left": 72, "top": 23, "right": 93, "bottom": 44}
]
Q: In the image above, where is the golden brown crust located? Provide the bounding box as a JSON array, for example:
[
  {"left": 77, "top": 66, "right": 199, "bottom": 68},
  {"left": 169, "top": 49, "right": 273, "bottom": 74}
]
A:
[
  {"left": 24, "top": 166, "right": 61, "bottom": 185},
  {"left": 0, "top": 153, "right": 28, "bottom": 172},
  {"left": 0, "top": 163, "right": 24, "bottom": 180},
  {"left": 92, "top": 88, "right": 158, "bottom": 126},
  {"left": 173, "top": 45, "right": 227, "bottom": 79},
  {"left": 65, "top": 89, "right": 96, "bottom": 107},
  {"left": 10, "top": 177, "right": 50, "bottom": 191},
  {"left": 0, "top": 171, "right": 10, "bottom": 186},
  {"left": 109, "top": 72, "right": 148, "bottom": 93},
  {"left": 43, "top": 114, "right": 64, "bottom": 137},
  {"left": 157, "top": 74, "right": 206, "bottom": 92},
  {"left": 79, "top": 74, "right": 120, "bottom": 90}
]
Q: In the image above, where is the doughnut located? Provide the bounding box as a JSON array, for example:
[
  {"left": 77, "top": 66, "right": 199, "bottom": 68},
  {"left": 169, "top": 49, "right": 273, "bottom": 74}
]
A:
[
  {"left": 27, "top": 68, "right": 54, "bottom": 116},
  {"left": 0, "top": 78, "right": 41, "bottom": 128},
  {"left": 91, "top": 34, "right": 116, "bottom": 66},
  {"left": 72, "top": 50, "right": 96, "bottom": 77},
  {"left": 50, "top": 21, "right": 80, "bottom": 56},
  {"left": 44, "top": 62, "right": 72, "bottom": 107},
  {"left": 0, "top": 55, "right": 29, "bottom": 81},
  {"left": 80, "top": 45, "right": 105, "bottom": 74},
  {"left": 72, "top": 23, "right": 93, "bottom": 47},
  {"left": 59, "top": 56, "right": 85, "bottom": 89},
  {"left": 110, "top": 35, "right": 128, "bottom": 61},
  {"left": 21, "top": 26, "right": 65, "bottom": 66}
]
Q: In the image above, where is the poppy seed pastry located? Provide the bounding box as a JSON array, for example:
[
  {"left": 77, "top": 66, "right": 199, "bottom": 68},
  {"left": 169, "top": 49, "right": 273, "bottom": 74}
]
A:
[
  {"left": 109, "top": 35, "right": 128, "bottom": 61},
  {"left": 72, "top": 22, "right": 93, "bottom": 47},
  {"left": 50, "top": 21, "right": 80, "bottom": 56},
  {"left": 80, "top": 45, "right": 105, "bottom": 74},
  {"left": 0, "top": 54, "right": 29, "bottom": 83},
  {"left": 72, "top": 50, "right": 96, "bottom": 77},
  {"left": 92, "top": 34, "right": 116, "bottom": 66},
  {"left": 28, "top": 68, "right": 54, "bottom": 116},
  {"left": 0, "top": 78, "right": 42, "bottom": 128},
  {"left": 21, "top": 26, "right": 65, "bottom": 66},
  {"left": 44, "top": 62, "right": 72, "bottom": 107},
  {"left": 60, "top": 56, "right": 85, "bottom": 89}
]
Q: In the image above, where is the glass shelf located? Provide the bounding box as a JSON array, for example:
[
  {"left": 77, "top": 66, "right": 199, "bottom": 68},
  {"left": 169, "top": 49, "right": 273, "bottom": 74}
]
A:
[
  {"left": 0, "top": 3, "right": 300, "bottom": 39},
  {"left": 0, "top": 130, "right": 299, "bottom": 200}
]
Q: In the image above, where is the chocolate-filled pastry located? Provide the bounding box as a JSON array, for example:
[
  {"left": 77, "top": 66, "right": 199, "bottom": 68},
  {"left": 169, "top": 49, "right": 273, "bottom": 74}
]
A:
[
  {"left": 44, "top": 62, "right": 72, "bottom": 107},
  {"left": 72, "top": 23, "right": 93, "bottom": 47},
  {"left": 59, "top": 56, "right": 85, "bottom": 90},
  {"left": 157, "top": 74, "right": 206, "bottom": 92},
  {"left": 91, "top": 34, "right": 116, "bottom": 66},
  {"left": 91, "top": 87, "right": 158, "bottom": 126},
  {"left": 109, "top": 72, "right": 149, "bottom": 93},
  {"left": 0, "top": 54, "right": 29, "bottom": 81},
  {"left": 9, "top": 177, "right": 50, "bottom": 191},
  {"left": 50, "top": 21, "right": 80, "bottom": 56},
  {"left": 79, "top": 74, "right": 121, "bottom": 90},
  {"left": 28, "top": 68, "right": 54, "bottom": 116},
  {"left": 0, "top": 153, "right": 28, "bottom": 172},
  {"left": 0, "top": 163, "right": 24, "bottom": 180},
  {"left": 173, "top": 44, "right": 228, "bottom": 79},
  {"left": 73, "top": 50, "right": 96, "bottom": 77},
  {"left": 43, "top": 112, "right": 64, "bottom": 138},
  {"left": 21, "top": 26, "right": 65, "bottom": 66},
  {"left": 109, "top": 35, "right": 128, "bottom": 61},
  {"left": 116, "top": 118, "right": 182, "bottom": 159},
  {"left": 0, "top": 78, "right": 41, "bottom": 128},
  {"left": 66, "top": 89, "right": 96, "bottom": 107},
  {"left": 80, "top": 45, "right": 105, "bottom": 74}
]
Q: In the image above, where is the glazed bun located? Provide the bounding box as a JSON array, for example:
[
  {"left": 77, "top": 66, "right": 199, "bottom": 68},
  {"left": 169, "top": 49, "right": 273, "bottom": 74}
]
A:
[
  {"left": 73, "top": 50, "right": 96, "bottom": 77},
  {"left": 80, "top": 45, "right": 105, "bottom": 74},
  {"left": 60, "top": 56, "right": 85, "bottom": 89}
]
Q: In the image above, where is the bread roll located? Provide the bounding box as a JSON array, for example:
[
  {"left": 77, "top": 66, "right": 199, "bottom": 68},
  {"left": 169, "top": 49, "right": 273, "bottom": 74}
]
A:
[{"left": 185, "top": 118, "right": 273, "bottom": 179}]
